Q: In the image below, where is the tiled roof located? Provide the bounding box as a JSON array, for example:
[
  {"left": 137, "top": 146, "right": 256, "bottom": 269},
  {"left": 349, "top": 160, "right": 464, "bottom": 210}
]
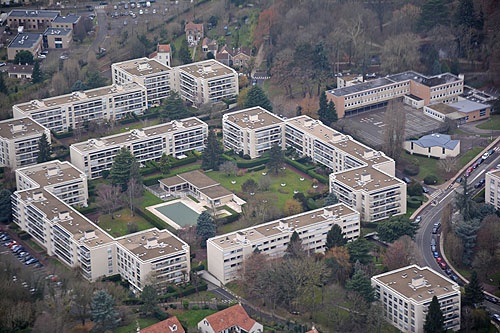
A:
[
  {"left": 203, "top": 304, "right": 257, "bottom": 332},
  {"left": 140, "top": 316, "right": 184, "bottom": 333},
  {"left": 158, "top": 44, "right": 171, "bottom": 53},
  {"left": 185, "top": 22, "right": 203, "bottom": 31}
]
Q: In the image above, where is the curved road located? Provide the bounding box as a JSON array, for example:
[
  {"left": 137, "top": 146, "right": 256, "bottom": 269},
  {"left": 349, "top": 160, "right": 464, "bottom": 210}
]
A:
[{"left": 415, "top": 146, "right": 500, "bottom": 315}]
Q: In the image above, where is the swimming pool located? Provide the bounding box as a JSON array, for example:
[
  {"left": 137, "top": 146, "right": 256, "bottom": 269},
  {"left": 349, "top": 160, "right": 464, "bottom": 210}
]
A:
[{"left": 150, "top": 201, "right": 201, "bottom": 229}]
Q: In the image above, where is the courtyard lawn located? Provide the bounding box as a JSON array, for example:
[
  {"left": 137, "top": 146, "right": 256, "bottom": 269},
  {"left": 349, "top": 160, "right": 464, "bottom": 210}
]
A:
[
  {"left": 98, "top": 208, "right": 155, "bottom": 237},
  {"left": 401, "top": 153, "right": 443, "bottom": 184},
  {"left": 114, "top": 317, "right": 159, "bottom": 333},
  {"left": 459, "top": 147, "right": 483, "bottom": 167},
  {"left": 172, "top": 309, "right": 218, "bottom": 329},
  {"left": 477, "top": 114, "right": 500, "bottom": 130},
  {"left": 141, "top": 190, "right": 164, "bottom": 207},
  {"left": 206, "top": 167, "right": 316, "bottom": 210}
]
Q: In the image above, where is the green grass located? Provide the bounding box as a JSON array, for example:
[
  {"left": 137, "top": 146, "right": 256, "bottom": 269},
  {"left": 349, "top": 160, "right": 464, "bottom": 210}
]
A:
[
  {"left": 477, "top": 114, "right": 500, "bottom": 130},
  {"left": 114, "top": 317, "right": 160, "bottom": 333},
  {"left": 47, "top": 258, "right": 71, "bottom": 272},
  {"left": 98, "top": 208, "right": 155, "bottom": 237},
  {"left": 25, "top": 239, "right": 45, "bottom": 253},
  {"left": 176, "top": 309, "right": 218, "bottom": 329},
  {"left": 459, "top": 147, "right": 483, "bottom": 168},
  {"left": 206, "top": 168, "right": 315, "bottom": 211},
  {"left": 141, "top": 190, "right": 164, "bottom": 207},
  {"left": 401, "top": 153, "right": 442, "bottom": 184}
]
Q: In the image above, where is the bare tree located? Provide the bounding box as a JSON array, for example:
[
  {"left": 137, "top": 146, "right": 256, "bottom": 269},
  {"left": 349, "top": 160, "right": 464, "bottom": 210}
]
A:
[
  {"left": 220, "top": 161, "right": 237, "bottom": 176},
  {"left": 383, "top": 235, "right": 421, "bottom": 270},
  {"left": 70, "top": 279, "right": 94, "bottom": 326},
  {"left": 97, "top": 184, "right": 122, "bottom": 219},
  {"left": 62, "top": 59, "right": 80, "bottom": 88},
  {"left": 51, "top": 72, "right": 67, "bottom": 95},
  {"left": 381, "top": 33, "right": 421, "bottom": 73},
  {"left": 382, "top": 99, "right": 406, "bottom": 161},
  {"left": 124, "top": 178, "right": 143, "bottom": 216},
  {"left": 437, "top": 157, "right": 459, "bottom": 173}
]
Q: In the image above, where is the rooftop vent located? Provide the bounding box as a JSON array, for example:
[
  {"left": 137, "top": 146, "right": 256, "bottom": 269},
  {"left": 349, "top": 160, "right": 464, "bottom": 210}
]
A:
[{"left": 85, "top": 229, "right": 96, "bottom": 239}]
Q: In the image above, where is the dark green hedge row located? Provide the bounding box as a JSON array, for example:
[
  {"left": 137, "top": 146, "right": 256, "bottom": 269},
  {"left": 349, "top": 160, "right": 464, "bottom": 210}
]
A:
[
  {"left": 236, "top": 157, "right": 269, "bottom": 168},
  {"left": 219, "top": 213, "right": 241, "bottom": 225},
  {"left": 18, "top": 231, "right": 31, "bottom": 240},
  {"left": 284, "top": 157, "right": 315, "bottom": 174},
  {"left": 171, "top": 154, "right": 197, "bottom": 168},
  {"left": 51, "top": 130, "right": 73, "bottom": 139},
  {"left": 407, "top": 197, "right": 422, "bottom": 208},
  {"left": 247, "top": 164, "right": 265, "bottom": 172},
  {"left": 134, "top": 207, "right": 167, "bottom": 231},
  {"left": 158, "top": 281, "right": 208, "bottom": 301},
  {"left": 191, "top": 263, "right": 205, "bottom": 272},
  {"left": 307, "top": 170, "right": 328, "bottom": 184},
  {"left": 75, "top": 205, "right": 99, "bottom": 215},
  {"left": 143, "top": 174, "right": 165, "bottom": 186}
]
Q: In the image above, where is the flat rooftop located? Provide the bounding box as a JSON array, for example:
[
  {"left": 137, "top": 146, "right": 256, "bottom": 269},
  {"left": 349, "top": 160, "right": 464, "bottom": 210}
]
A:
[
  {"left": 209, "top": 204, "right": 357, "bottom": 249},
  {"left": 178, "top": 170, "right": 218, "bottom": 189},
  {"left": 178, "top": 60, "right": 235, "bottom": 79},
  {"left": 17, "top": 160, "right": 85, "bottom": 188},
  {"left": 327, "top": 78, "right": 394, "bottom": 97},
  {"left": 487, "top": 169, "right": 500, "bottom": 178},
  {"left": 17, "top": 189, "right": 113, "bottom": 248},
  {"left": 199, "top": 184, "right": 233, "bottom": 199},
  {"left": 449, "top": 99, "right": 490, "bottom": 113},
  {"left": 0, "top": 117, "right": 46, "bottom": 140},
  {"left": 224, "top": 107, "right": 284, "bottom": 130},
  {"left": 15, "top": 83, "right": 144, "bottom": 113},
  {"left": 8, "top": 32, "right": 42, "bottom": 49},
  {"left": 71, "top": 117, "right": 205, "bottom": 153},
  {"left": 116, "top": 229, "right": 187, "bottom": 261},
  {"left": 114, "top": 57, "right": 171, "bottom": 77},
  {"left": 8, "top": 9, "right": 60, "bottom": 18},
  {"left": 373, "top": 265, "right": 459, "bottom": 302},
  {"left": 52, "top": 14, "right": 80, "bottom": 24},
  {"left": 44, "top": 27, "right": 72, "bottom": 36},
  {"left": 332, "top": 166, "right": 403, "bottom": 192},
  {"left": 286, "top": 116, "right": 391, "bottom": 167},
  {"left": 426, "top": 103, "right": 457, "bottom": 115}
]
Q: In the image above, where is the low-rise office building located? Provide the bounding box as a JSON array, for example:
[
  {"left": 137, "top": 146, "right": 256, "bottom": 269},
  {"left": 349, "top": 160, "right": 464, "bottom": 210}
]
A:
[
  {"left": 173, "top": 60, "right": 238, "bottom": 106},
  {"left": 404, "top": 134, "right": 460, "bottom": 159},
  {"left": 112, "top": 57, "right": 172, "bottom": 107},
  {"left": 11, "top": 167, "right": 190, "bottom": 290},
  {"left": 7, "top": 32, "right": 43, "bottom": 60},
  {"left": 43, "top": 27, "right": 72, "bottom": 49},
  {"left": 327, "top": 71, "right": 464, "bottom": 118},
  {"left": 7, "top": 10, "right": 60, "bottom": 31},
  {"left": 15, "top": 160, "right": 88, "bottom": 206},
  {"left": 222, "top": 107, "right": 285, "bottom": 159},
  {"left": 486, "top": 169, "right": 500, "bottom": 210},
  {"left": 207, "top": 204, "right": 360, "bottom": 284},
  {"left": 0, "top": 117, "right": 51, "bottom": 169},
  {"left": 372, "top": 265, "right": 461, "bottom": 333},
  {"left": 424, "top": 100, "right": 490, "bottom": 124},
  {"left": 13, "top": 83, "right": 147, "bottom": 132},
  {"left": 50, "top": 14, "right": 80, "bottom": 29},
  {"left": 70, "top": 117, "right": 208, "bottom": 179}
]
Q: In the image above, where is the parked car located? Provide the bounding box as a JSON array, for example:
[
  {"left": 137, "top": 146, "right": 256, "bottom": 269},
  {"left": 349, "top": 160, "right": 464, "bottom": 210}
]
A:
[
  {"left": 456, "top": 177, "right": 463, "bottom": 183},
  {"left": 472, "top": 162, "right": 479, "bottom": 169},
  {"left": 439, "top": 262, "right": 447, "bottom": 270},
  {"left": 482, "top": 152, "right": 489, "bottom": 160},
  {"left": 492, "top": 314, "right": 500, "bottom": 322},
  {"left": 445, "top": 268, "right": 452, "bottom": 275},
  {"left": 474, "top": 179, "right": 485, "bottom": 188},
  {"left": 433, "top": 251, "right": 439, "bottom": 258},
  {"left": 450, "top": 274, "right": 459, "bottom": 282},
  {"left": 434, "top": 222, "right": 441, "bottom": 229},
  {"left": 415, "top": 216, "right": 422, "bottom": 224},
  {"left": 486, "top": 295, "right": 499, "bottom": 304},
  {"left": 403, "top": 177, "right": 411, "bottom": 184},
  {"left": 436, "top": 257, "right": 443, "bottom": 263},
  {"left": 422, "top": 186, "right": 429, "bottom": 194},
  {"left": 431, "top": 245, "right": 437, "bottom": 252},
  {"left": 37, "top": 54, "right": 46, "bottom": 59},
  {"left": 432, "top": 226, "right": 439, "bottom": 234},
  {"left": 431, "top": 238, "right": 436, "bottom": 247}
]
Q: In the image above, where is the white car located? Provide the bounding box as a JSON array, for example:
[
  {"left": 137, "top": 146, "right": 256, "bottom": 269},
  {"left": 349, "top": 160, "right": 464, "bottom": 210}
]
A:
[
  {"left": 139, "top": 9, "right": 143, "bottom": 14},
  {"left": 38, "top": 54, "right": 46, "bottom": 59},
  {"left": 60, "top": 55, "right": 68, "bottom": 60},
  {"left": 152, "top": 8, "right": 156, "bottom": 14}
]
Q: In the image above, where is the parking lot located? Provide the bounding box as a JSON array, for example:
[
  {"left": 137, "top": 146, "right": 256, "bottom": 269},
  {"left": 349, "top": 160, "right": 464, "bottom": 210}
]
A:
[
  {"left": 341, "top": 105, "right": 445, "bottom": 148},
  {"left": 1, "top": 231, "right": 44, "bottom": 269}
]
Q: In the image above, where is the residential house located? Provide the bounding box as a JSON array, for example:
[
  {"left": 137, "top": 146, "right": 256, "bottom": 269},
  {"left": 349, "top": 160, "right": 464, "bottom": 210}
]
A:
[
  {"left": 149, "top": 43, "right": 171, "bottom": 67},
  {"left": 185, "top": 22, "right": 203, "bottom": 46},
  {"left": 202, "top": 37, "right": 218, "bottom": 56},
  {"left": 6, "top": 63, "right": 33, "bottom": 79},
  {"left": 216, "top": 45, "right": 252, "bottom": 68},
  {"left": 404, "top": 133, "right": 460, "bottom": 159},
  {"left": 140, "top": 316, "right": 184, "bottom": 333},
  {"left": 197, "top": 304, "right": 263, "bottom": 333}
]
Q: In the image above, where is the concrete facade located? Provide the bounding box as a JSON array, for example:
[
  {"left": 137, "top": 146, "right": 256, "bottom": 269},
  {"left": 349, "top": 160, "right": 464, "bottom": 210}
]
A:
[
  {"left": 372, "top": 265, "right": 461, "bottom": 333},
  {"left": 0, "top": 117, "right": 51, "bottom": 169},
  {"left": 486, "top": 170, "right": 500, "bottom": 210},
  {"left": 404, "top": 134, "right": 460, "bottom": 159},
  {"left": 7, "top": 32, "right": 43, "bottom": 60},
  {"left": 43, "top": 27, "right": 72, "bottom": 49}
]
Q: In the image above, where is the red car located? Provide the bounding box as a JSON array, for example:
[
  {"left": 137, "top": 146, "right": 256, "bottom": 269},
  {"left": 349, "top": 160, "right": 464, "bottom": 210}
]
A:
[
  {"left": 436, "top": 257, "right": 443, "bottom": 263},
  {"left": 7, "top": 241, "right": 17, "bottom": 248},
  {"left": 439, "top": 262, "right": 447, "bottom": 270}
]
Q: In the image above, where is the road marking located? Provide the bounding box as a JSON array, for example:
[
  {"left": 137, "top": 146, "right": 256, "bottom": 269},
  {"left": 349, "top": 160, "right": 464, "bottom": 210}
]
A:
[
  {"left": 430, "top": 189, "right": 442, "bottom": 199},
  {"left": 471, "top": 169, "right": 486, "bottom": 183}
]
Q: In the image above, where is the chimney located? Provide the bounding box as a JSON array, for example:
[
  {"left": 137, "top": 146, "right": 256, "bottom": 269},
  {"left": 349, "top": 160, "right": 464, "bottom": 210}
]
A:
[
  {"left": 236, "top": 232, "right": 246, "bottom": 243},
  {"left": 363, "top": 150, "right": 374, "bottom": 159},
  {"left": 59, "top": 210, "right": 70, "bottom": 220},
  {"left": 33, "top": 191, "right": 44, "bottom": 201},
  {"left": 146, "top": 238, "right": 158, "bottom": 248},
  {"left": 361, "top": 173, "right": 371, "bottom": 182},
  {"left": 47, "top": 167, "right": 58, "bottom": 176},
  {"left": 85, "top": 229, "right": 96, "bottom": 239},
  {"left": 249, "top": 114, "right": 258, "bottom": 122}
]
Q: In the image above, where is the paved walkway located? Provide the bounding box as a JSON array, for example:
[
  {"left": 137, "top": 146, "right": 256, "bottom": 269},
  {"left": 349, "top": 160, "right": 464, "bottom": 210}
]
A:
[{"left": 458, "top": 119, "right": 500, "bottom": 135}]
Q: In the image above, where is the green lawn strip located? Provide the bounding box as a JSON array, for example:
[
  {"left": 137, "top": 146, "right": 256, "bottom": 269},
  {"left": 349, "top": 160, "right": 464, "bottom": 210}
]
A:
[
  {"left": 98, "top": 208, "right": 154, "bottom": 237},
  {"left": 459, "top": 147, "right": 483, "bottom": 168},
  {"left": 175, "top": 309, "right": 218, "bottom": 329},
  {"left": 47, "top": 258, "right": 71, "bottom": 272},
  {"left": 188, "top": 195, "right": 200, "bottom": 203},
  {"left": 25, "top": 239, "right": 45, "bottom": 253},
  {"left": 206, "top": 168, "right": 314, "bottom": 210},
  {"left": 114, "top": 317, "right": 160, "bottom": 333},
  {"left": 181, "top": 290, "right": 218, "bottom": 302},
  {"left": 141, "top": 190, "right": 164, "bottom": 207},
  {"left": 477, "top": 114, "right": 500, "bottom": 130}
]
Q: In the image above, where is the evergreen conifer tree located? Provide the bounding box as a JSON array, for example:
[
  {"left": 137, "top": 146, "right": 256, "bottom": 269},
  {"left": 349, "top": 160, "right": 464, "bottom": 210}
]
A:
[
  {"left": 266, "top": 144, "right": 284, "bottom": 175},
  {"left": 324, "top": 192, "right": 339, "bottom": 206},
  {"left": 325, "top": 224, "right": 347, "bottom": 251},
  {"left": 0, "top": 189, "right": 12, "bottom": 223},
  {"left": 424, "top": 296, "right": 445, "bottom": 333},
  {"left": 36, "top": 133, "right": 52, "bottom": 163},
  {"left": 110, "top": 147, "right": 136, "bottom": 191},
  {"left": 202, "top": 129, "right": 222, "bottom": 171},
  {"left": 318, "top": 91, "right": 328, "bottom": 122},
  {"left": 346, "top": 263, "right": 374, "bottom": 303},
  {"left": 32, "top": 61, "right": 43, "bottom": 83},
  {"left": 90, "top": 290, "right": 121, "bottom": 332},
  {"left": 463, "top": 271, "right": 485, "bottom": 307},
  {"left": 196, "top": 211, "right": 216, "bottom": 246},
  {"left": 0, "top": 74, "right": 7, "bottom": 94},
  {"left": 159, "top": 153, "right": 171, "bottom": 174},
  {"left": 244, "top": 85, "right": 273, "bottom": 111}
]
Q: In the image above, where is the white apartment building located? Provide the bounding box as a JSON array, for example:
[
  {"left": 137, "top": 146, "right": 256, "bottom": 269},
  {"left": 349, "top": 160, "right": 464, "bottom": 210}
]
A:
[
  {"left": 15, "top": 160, "right": 88, "bottom": 207},
  {"left": 70, "top": 117, "right": 208, "bottom": 179},
  {"left": 372, "top": 265, "right": 461, "bottom": 333},
  {"left": 173, "top": 60, "right": 238, "bottom": 106},
  {"left": 112, "top": 57, "right": 172, "bottom": 107},
  {"left": 486, "top": 169, "right": 500, "bottom": 210},
  {"left": 13, "top": 83, "right": 147, "bottom": 132},
  {"left": 0, "top": 117, "right": 51, "bottom": 169},
  {"left": 207, "top": 204, "right": 360, "bottom": 284},
  {"left": 222, "top": 107, "right": 285, "bottom": 159},
  {"left": 285, "top": 115, "right": 406, "bottom": 222},
  {"left": 12, "top": 177, "right": 190, "bottom": 290}
]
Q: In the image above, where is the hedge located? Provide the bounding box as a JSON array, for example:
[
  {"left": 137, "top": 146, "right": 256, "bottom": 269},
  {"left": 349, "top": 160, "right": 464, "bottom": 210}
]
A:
[
  {"left": 51, "top": 130, "right": 73, "bottom": 139},
  {"left": 143, "top": 174, "right": 165, "bottom": 186},
  {"left": 222, "top": 154, "right": 236, "bottom": 162},
  {"left": 247, "top": 164, "right": 265, "bottom": 172},
  {"left": 157, "top": 281, "right": 209, "bottom": 302},
  {"left": 307, "top": 170, "right": 328, "bottom": 184},
  {"left": 18, "top": 231, "right": 31, "bottom": 240},
  {"left": 219, "top": 213, "right": 241, "bottom": 225},
  {"left": 407, "top": 197, "right": 422, "bottom": 208},
  {"left": 236, "top": 157, "right": 269, "bottom": 168},
  {"left": 403, "top": 164, "right": 419, "bottom": 176},
  {"left": 284, "top": 157, "right": 315, "bottom": 174},
  {"left": 140, "top": 167, "right": 158, "bottom": 176},
  {"left": 191, "top": 263, "right": 205, "bottom": 272},
  {"left": 75, "top": 205, "right": 99, "bottom": 215},
  {"left": 102, "top": 274, "right": 121, "bottom": 282},
  {"left": 134, "top": 207, "right": 168, "bottom": 231},
  {"left": 171, "top": 154, "right": 197, "bottom": 168},
  {"left": 424, "top": 175, "right": 438, "bottom": 185}
]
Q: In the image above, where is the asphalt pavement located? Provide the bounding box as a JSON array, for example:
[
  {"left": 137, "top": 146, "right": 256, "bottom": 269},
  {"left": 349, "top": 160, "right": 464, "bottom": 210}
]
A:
[{"left": 415, "top": 147, "right": 500, "bottom": 315}]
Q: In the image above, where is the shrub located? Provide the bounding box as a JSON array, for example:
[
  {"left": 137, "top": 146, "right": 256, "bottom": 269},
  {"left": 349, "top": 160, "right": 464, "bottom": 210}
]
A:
[
  {"left": 236, "top": 157, "right": 269, "bottom": 168},
  {"left": 247, "top": 164, "right": 265, "bottom": 172},
  {"left": 403, "top": 164, "right": 420, "bottom": 176},
  {"left": 191, "top": 305, "right": 200, "bottom": 310},
  {"left": 407, "top": 183, "right": 423, "bottom": 196},
  {"left": 284, "top": 157, "right": 314, "bottom": 173},
  {"left": 307, "top": 170, "right": 328, "bottom": 184},
  {"left": 407, "top": 197, "right": 422, "bottom": 208},
  {"left": 101, "top": 169, "right": 110, "bottom": 179},
  {"left": 424, "top": 175, "right": 438, "bottom": 185},
  {"left": 182, "top": 299, "right": 189, "bottom": 309},
  {"left": 154, "top": 308, "right": 169, "bottom": 321},
  {"left": 169, "top": 304, "right": 177, "bottom": 309},
  {"left": 18, "top": 231, "right": 31, "bottom": 240},
  {"left": 217, "top": 303, "right": 229, "bottom": 310}
]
